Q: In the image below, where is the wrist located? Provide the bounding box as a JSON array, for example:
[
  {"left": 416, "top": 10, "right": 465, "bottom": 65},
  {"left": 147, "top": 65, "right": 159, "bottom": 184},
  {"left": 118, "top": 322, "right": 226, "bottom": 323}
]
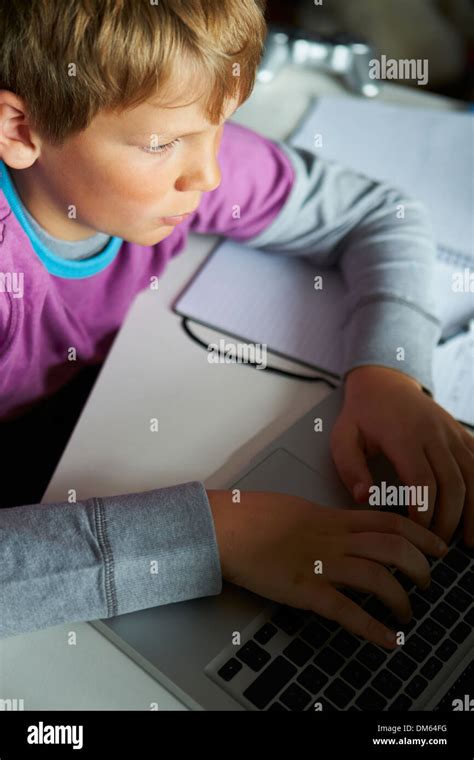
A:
[
  {"left": 345, "top": 364, "right": 423, "bottom": 392},
  {"left": 206, "top": 489, "right": 238, "bottom": 584}
]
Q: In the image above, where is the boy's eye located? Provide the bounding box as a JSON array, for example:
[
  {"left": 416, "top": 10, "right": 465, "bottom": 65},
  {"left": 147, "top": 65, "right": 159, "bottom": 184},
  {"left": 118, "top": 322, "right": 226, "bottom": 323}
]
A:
[{"left": 142, "top": 138, "right": 181, "bottom": 155}]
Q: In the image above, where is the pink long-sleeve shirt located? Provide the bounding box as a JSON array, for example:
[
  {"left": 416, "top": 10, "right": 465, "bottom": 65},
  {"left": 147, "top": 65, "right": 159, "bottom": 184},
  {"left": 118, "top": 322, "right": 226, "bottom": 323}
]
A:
[{"left": 0, "top": 121, "right": 295, "bottom": 421}]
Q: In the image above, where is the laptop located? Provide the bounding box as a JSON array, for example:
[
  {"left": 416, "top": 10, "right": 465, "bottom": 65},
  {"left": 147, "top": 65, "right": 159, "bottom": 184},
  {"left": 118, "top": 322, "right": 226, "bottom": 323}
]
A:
[{"left": 91, "top": 386, "right": 474, "bottom": 711}]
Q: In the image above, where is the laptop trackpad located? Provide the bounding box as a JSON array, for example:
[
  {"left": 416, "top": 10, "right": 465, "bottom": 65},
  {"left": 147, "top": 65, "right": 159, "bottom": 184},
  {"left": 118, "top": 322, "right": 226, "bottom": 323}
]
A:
[{"left": 231, "top": 447, "right": 356, "bottom": 509}]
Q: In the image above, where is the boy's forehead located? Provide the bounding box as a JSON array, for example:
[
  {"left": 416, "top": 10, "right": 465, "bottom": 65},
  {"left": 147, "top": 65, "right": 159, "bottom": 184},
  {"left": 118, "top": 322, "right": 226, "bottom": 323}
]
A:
[
  {"left": 129, "top": 98, "right": 208, "bottom": 134},
  {"left": 112, "top": 92, "right": 240, "bottom": 138}
]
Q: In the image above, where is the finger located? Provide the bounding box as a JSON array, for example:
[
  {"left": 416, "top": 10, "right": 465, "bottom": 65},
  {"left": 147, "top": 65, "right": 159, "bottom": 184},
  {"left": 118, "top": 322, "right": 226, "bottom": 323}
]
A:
[
  {"left": 451, "top": 438, "right": 474, "bottom": 547},
  {"left": 330, "top": 421, "right": 374, "bottom": 503},
  {"left": 327, "top": 557, "right": 412, "bottom": 624},
  {"left": 316, "top": 588, "right": 398, "bottom": 650},
  {"left": 345, "top": 531, "right": 431, "bottom": 589},
  {"left": 343, "top": 509, "right": 448, "bottom": 557},
  {"left": 379, "top": 442, "right": 437, "bottom": 529},
  {"left": 425, "top": 442, "right": 466, "bottom": 545}
]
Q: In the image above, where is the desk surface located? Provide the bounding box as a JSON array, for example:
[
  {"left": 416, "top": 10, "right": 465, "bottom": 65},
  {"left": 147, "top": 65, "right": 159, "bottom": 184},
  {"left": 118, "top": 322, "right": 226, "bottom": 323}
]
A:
[{"left": 0, "top": 70, "right": 461, "bottom": 710}]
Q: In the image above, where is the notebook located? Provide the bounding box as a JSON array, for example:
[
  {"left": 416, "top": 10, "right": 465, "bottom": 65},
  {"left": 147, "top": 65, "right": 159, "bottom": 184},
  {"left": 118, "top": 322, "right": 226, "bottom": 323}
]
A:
[{"left": 174, "top": 98, "right": 474, "bottom": 426}]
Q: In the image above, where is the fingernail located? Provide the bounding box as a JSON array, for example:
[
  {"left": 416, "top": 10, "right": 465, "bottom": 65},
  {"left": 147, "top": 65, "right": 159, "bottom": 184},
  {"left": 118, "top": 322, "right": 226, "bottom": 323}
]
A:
[
  {"left": 437, "top": 540, "right": 448, "bottom": 555},
  {"left": 385, "top": 630, "right": 397, "bottom": 644}
]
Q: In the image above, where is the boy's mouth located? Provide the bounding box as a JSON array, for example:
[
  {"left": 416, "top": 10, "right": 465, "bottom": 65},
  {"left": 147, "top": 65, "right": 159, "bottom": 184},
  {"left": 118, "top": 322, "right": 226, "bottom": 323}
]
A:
[{"left": 158, "top": 212, "right": 192, "bottom": 226}]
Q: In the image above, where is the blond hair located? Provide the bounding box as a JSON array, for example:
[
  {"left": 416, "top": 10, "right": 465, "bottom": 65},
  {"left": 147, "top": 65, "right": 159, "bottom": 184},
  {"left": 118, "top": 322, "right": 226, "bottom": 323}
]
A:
[{"left": 0, "top": 0, "right": 267, "bottom": 146}]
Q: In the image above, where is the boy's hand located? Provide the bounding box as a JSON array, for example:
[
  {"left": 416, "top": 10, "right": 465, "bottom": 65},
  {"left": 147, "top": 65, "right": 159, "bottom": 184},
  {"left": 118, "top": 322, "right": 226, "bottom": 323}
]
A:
[
  {"left": 207, "top": 489, "right": 447, "bottom": 649},
  {"left": 331, "top": 365, "right": 474, "bottom": 546}
]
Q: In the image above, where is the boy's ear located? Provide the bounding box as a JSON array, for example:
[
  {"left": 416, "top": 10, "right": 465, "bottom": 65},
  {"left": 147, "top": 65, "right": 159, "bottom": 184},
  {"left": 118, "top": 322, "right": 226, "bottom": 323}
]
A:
[{"left": 0, "top": 90, "right": 41, "bottom": 169}]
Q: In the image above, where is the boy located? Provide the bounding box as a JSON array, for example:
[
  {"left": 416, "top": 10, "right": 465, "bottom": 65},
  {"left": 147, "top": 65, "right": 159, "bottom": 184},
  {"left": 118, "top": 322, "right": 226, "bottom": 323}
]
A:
[{"left": 0, "top": 0, "right": 472, "bottom": 647}]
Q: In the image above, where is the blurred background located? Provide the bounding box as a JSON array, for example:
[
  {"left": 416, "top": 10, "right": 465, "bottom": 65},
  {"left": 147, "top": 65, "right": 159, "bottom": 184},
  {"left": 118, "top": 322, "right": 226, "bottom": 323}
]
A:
[{"left": 263, "top": 0, "right": 474, "bottom": 103}]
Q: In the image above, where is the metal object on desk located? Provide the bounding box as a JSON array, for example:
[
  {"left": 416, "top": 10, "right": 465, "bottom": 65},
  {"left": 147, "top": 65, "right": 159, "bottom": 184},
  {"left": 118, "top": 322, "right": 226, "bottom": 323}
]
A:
[{"left": 257, "top": 25, "right": 380, "bottom": 99}]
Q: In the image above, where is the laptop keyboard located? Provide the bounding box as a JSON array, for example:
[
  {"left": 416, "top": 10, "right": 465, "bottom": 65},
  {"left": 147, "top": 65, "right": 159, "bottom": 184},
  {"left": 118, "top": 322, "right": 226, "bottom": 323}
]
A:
[{"left": 205, "top": 535, "right": 474, "bottom": 710}]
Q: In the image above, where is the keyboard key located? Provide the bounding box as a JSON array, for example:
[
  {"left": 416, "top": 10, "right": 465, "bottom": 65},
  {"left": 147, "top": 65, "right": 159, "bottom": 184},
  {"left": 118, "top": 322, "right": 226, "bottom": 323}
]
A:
[
  {"left": 331, "top": 630, "right": 361, "bottom": 658},
  {"left": 417, "top": 581, "right": 444, "bottom": 604},
  {"left": 363, "top": 597, "right": 391, "bottom": 621},
  {"left": 388, "top": 694, "right": 413, "bottom": 711},
  {"left": 340, "top": 660, "right": 371, "bottom": 689},
  {"left": 451, "top": 622, "right": 471, "bottom": 644},
  {"left": 435, "top": 660, "right": 474, "bottom": 711},
  {"left": 312, "top": 613, "right": 339, "bottom": 632},
  {"left": 297, "top": 664, "right": 329, "bottom": 694},
  {"left": 385, "top": 614, "right": 416, "bottom": 634},
  {"left": 254, "top": 622, "right": 277, "bottom": 645},
  {"left": 421, "top": 656, "right": 443, "bottom": 680},
  {"left": 459, "top": 571, "right": 474, "bottom": 595},
  {"left": 387, "top": 651, "right": 417, "bottom": 680},
  {"left": 406, "top": 675, "right": 428, "bottom": 699},
  {"left": 418, "top": 619, "right": 445, "bottom": 645},
  {"left": 268, "top": 701, "right": 288, "bottom": 710},
  {"left": 444, "top": 548, "right": 470, "bottom": 573},
  {"left": 236, "top": 640, "right": 271, "bottom": 671},
  {"left": 404, "top": 634, "right": 431, "bottom": 662},
  {"left": 410, "top": 594, "right": 430, "bottom": 619},
  {"left": 393, "top": 571, "right": 414, "bottom": 593},
  {"left": 218, "top": 657, "right": 242, "bottom": 682},
  {"left": 271, "top": 606, "right": 305, "bottom": 636},
  {"left": 436, "top": 638, "right": 457, "bottom": 662},
  {"left": 300, "top": 620, "right": 332, "bottom": 649},
  {"left": 342, "top": 588, "right": 370, "bottom": 605},
  {"left": 283, "top": 638, "right": 314, "bottom": 667},
  {"left": 243, "top": 656, "right": 296, "bottom": 709},
  {"left": 357, "top": 643, "right": 387, "bottom": 671},
  {"left": 457, "top": 541, "right": 474, "bottom": 559},
  {"left": 356, "top": 687, "right": 388, "bottom": 711},
  {"left": 372, "top": 669, "right": 403, "bottom": 699},
  {"left": 432, "top": 564, "right": 456, "bottom": 588},
  {"left": 279, "top": 682, "right": 312, "bottom": 711},
  {"left": 314, "top": 647, "right": 344, "bottom": 676},
  {"left": 307, "top": 697, "right": 336, "bottom": 711},
  {"left": 324, "top": 678, "right": 356, "bottom": 709},
  {"left": 465, "top": 607, "right": 474, "bottom": 626},
  {"left": 445, "top": 587, "right": 471, "bottom": 613},
  {"left": 431, "top": 602, "right": 460, "bottom": 629}
]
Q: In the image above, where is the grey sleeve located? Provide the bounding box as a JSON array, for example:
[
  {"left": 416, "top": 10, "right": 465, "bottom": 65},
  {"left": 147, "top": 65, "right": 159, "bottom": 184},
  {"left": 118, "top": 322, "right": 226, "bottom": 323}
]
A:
[
  {"left": 243, "top": 140, "right": 442, "bottom": 394},
  {"left": 0, "top": 480, "right": 222, "bottom": 639}
]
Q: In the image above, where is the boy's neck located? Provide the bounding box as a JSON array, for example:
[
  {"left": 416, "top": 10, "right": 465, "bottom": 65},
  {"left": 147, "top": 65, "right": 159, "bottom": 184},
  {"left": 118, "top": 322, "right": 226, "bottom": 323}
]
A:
[{"left": 9, "top": 165, "right": 100, "bottom": 242}]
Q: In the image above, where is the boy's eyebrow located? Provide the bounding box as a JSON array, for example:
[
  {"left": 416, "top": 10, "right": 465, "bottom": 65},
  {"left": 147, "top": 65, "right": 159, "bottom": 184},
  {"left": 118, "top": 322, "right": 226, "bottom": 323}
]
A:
[{"left": 132, "top": 125, "right": 209, "bottom": 139}]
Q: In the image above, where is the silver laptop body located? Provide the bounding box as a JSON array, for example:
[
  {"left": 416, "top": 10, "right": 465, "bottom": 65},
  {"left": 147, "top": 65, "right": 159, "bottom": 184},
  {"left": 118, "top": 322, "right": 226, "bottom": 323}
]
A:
[{"left": 91, "top": 387, "right": 474, "bottom": 711}]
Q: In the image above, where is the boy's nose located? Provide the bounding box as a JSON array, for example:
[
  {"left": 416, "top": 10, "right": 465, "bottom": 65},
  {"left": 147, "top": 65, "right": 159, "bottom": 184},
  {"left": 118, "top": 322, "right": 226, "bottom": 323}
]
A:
[
  {"left": 177, "top": 155, "right": 222, "bottom": 194},
  {"left": 176, "top": 128, "right": 223, "bottom": 194}
]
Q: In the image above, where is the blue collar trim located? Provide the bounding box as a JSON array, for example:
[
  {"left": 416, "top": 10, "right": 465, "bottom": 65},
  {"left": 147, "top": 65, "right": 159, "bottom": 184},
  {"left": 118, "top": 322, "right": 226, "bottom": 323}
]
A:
[{"left": 0, "top": 160, "right": 123, "bottom": 279}]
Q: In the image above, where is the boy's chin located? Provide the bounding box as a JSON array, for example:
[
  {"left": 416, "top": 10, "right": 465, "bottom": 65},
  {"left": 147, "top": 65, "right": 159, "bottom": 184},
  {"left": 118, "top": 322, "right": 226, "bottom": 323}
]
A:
[{"left": 124, "top": 226, "right": 174, "bottom": 246}]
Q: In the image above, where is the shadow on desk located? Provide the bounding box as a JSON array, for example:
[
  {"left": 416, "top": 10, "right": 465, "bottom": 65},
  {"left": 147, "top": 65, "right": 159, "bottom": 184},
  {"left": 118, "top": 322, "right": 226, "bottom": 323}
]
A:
[{"left": 0, "top": 363, "right": 103, "bottom": 509}]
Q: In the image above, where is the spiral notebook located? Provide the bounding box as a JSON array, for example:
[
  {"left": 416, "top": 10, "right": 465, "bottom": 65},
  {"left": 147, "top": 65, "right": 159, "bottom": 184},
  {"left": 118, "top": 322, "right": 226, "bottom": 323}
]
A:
[{"left": 175, "top": 98, "right": 474, "bottom": 425}]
